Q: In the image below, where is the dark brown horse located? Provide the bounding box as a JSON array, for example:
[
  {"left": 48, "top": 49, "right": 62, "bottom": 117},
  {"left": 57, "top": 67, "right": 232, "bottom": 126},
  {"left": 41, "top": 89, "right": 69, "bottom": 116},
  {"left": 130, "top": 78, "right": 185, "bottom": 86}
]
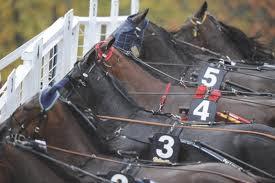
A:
[
  {"left": 100, "top": 38, "right": 275, "bottom": 127},
  {"left": 172, "top": 2, "right": 275, "bottom": 93},
  {"left": 129, "top": 8, "right": 275, "bottom": 93},
  {"left": 0, "top": 95, "right": 266, "bottom": 183},
  {"left": 173, "top": 2, "right": 275, "bottom": 64}
]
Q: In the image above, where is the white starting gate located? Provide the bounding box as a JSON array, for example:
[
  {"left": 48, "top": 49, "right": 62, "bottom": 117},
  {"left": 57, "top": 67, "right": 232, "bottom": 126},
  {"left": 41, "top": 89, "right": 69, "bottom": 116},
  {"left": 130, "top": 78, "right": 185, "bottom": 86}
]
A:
[{"left": 0, "top": 0, "right": 139, "bottom": 123}]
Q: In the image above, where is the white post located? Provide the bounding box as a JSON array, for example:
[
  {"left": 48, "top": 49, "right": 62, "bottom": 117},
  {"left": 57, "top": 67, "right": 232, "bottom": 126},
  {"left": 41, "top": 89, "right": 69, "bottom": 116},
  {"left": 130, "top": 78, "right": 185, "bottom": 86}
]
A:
[
  {"left": 131, "top": 0, "right": 139, "bottom": 14},
  {"left": 109, "top": 0, "right": 119, "bottom": 36},
  {"left": 83, "top": 0, "right": 98, "bottom": 55},
  {"left": 61, "top": 10, "right": 74, "bottom": 76},
  {"left": 5, "top": 69, "right": 16, "bottom": 118},
  {"left": 22, "top": 38, "right": 43, "bottom": 99},
  {"left": 71, "top": 24, "right": 80, "bottom": 64}
]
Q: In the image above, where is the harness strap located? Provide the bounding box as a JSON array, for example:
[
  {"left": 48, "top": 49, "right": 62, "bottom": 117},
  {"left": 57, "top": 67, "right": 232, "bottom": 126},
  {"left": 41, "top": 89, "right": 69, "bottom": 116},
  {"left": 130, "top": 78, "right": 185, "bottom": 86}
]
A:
[
  {"left": 96, "top": 115, "right": 275, "bottom": 141},
  {"left": 158, "top": 83, "right": 171, "bottom": 112},
  {"left": 95, "top": 41, "right": 114, "bottom": 61},
  {"left": 10, "top": 141, "right": 111, "bottom": 182}
]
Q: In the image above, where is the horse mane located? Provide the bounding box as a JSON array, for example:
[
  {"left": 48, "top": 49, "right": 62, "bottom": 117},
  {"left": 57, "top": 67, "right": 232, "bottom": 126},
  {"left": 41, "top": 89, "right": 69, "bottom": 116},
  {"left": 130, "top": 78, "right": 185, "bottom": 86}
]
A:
[{"left": 211, "top": 15, "right": 275, "bottom": 63}]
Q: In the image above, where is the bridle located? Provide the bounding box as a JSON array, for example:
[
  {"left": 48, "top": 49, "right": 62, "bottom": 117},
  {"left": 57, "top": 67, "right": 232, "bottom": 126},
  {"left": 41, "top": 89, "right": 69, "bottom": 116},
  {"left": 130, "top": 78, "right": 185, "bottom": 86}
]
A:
[
  {"left": 189, "top": 12, "right": 208, "bottom": 26},
  {"left": 9, "top": 107, "right": 47, "bottom": 142},
  {"left": 189, "top": 12, "right": 208, "bottom": 38}
]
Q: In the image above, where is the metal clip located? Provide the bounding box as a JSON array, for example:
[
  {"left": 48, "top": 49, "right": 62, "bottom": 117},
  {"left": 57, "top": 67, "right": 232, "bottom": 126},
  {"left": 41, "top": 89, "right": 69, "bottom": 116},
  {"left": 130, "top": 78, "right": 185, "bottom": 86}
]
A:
[
  {"left": 34, "top": 127, "right": 40, "bottom": 133},
  {"left": 82, "top": 73, "right": 88, "bottom": 78},
  {"left": 114, "top": 127, "right": 122, "bottom": 136},
  {"left": 134, "top": 30, "right": 140, "bottom": 38}
]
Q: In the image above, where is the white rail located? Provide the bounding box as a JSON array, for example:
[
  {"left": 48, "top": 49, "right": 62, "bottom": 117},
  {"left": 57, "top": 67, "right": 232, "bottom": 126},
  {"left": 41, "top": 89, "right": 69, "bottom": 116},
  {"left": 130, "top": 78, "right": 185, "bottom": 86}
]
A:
[{"left": 0, "top": 0, "right": 139, "bottom": 122}]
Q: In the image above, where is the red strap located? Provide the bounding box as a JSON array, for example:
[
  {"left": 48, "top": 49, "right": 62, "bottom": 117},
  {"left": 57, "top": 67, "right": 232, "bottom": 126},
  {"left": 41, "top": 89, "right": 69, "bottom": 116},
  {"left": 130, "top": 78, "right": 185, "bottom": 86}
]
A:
[
  {"left": 95, "top": 41, "right": 114, "bottom": 61},
  {"left": 159, "top": 83, "right": 171, "bottom": 111},
  {"left": 228, "top": 112, "right": 252, "bottom": 124},
  {"left": 208, "top": 89, "right": 221, "bottom": 102},
  {"left": 193, "top": 85, "right": 207, "bottom": 99}
]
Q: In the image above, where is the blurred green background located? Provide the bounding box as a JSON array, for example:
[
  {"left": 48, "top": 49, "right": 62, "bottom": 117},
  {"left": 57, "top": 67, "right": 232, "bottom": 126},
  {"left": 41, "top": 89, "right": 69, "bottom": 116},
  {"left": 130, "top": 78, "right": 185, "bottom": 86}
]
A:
[{"left": 0, "top": 0, "right": 274, "bottom": 84}]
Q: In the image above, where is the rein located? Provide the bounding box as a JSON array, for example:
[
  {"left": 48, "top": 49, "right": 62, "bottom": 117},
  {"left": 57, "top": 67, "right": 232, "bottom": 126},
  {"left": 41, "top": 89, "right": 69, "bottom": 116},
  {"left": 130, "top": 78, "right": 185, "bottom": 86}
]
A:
[
  {"left": 7, "top": 141, "right": 112, "bottom": 183},
  {"left": 115, "top": 46, "right": 197, "bottom": 87},
  {"left": 96, "top": 115, "right": 275, "bottom": 141},
  {"left": 128, "top": 91, "right": 274, "bottom": 98}
]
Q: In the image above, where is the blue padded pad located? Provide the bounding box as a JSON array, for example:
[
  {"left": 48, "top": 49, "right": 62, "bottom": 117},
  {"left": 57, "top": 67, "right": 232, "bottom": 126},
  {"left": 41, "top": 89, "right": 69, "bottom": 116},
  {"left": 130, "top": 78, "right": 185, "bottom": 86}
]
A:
[
  {"left": 112, "top": 13, "right": 148, "bottom": 51},
  {"left": 39, "top": 77, "right": 69, "bottom": 111}
]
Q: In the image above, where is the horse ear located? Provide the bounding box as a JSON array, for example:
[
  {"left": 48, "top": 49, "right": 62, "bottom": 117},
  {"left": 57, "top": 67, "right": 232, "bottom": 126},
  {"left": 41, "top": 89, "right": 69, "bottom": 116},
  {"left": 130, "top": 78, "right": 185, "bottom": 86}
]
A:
[
  {"left": 131, "top": 8, "right": 149, "bottom": 24},
  {"left": 194, "top": 1, "right": 208, "bottom": 19}
]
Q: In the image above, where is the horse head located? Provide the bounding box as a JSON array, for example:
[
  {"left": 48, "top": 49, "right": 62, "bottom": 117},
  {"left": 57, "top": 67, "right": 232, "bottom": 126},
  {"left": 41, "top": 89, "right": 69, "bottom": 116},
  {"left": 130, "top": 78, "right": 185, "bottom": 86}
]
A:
[
  {"left": 174, "top": 1, "right": 275, "bottom": 63},
  {"left": 5, "top": 90, "right": 102, "bottom": 171},
  {"left": 112, "top": 9, "right": 149, "bottom": 57},
  {"left": 0, "top": 95, "right": 93, "bottom": 182}
]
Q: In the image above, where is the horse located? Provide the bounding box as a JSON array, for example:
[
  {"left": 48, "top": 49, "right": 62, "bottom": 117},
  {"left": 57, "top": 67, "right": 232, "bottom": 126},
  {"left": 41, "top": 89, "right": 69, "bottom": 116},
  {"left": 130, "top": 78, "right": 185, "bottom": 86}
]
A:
[
  {"left": 101, "top": 34, "right": 275, "bottom": 127},
  {"left": 173, "top": 1, "right": 275, "bottom": 64},
  {"left": 128, "top": 9, "right": 275, "bottom": 93},
  {"left": 0, "top": 92, "right": 266, "bottom": 183},
  {"left": 64, "top": 40, "right": 275, "bottom": 176},
  {"left": 172, "top": 2, "right": 275, "bottom": 93}
]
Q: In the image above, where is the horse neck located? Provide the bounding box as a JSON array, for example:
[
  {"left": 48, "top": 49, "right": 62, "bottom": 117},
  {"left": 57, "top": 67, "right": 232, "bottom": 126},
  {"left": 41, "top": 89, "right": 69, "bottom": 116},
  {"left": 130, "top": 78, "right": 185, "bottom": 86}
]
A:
[
  {"left": 44, "top": 101, "right": 100, "bottom": 163},
  {"left": 73, "top": 62, "right": 140, "bottom": 117},
  {"left": 110, "top": 49, "right": 187, "bottom": 94},
  {"left": 110, "top": 49, "right": 169, "bottom": 91}
]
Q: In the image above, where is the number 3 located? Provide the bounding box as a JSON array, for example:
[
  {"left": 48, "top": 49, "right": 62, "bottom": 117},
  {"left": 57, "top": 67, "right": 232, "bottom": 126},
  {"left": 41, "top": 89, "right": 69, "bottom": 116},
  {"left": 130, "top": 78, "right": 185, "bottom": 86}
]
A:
[
  {"left": 201, "top": 67, "right": 220, "bottom": 87},
  {"left": 156, "top": 135, "right": 174, "bottom": 159},
  {"left": 193, "top": 100, "right": 210, "bottom": 121},
  {"left": 111, "top": 174, "right": 128, "bottom": 183}
]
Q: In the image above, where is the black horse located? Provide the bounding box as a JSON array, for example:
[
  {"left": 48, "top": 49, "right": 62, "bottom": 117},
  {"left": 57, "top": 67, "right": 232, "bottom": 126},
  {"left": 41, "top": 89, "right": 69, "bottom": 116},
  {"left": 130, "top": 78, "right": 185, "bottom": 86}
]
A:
[{"left": 0, "top": 88, "right": 265, "bottom": 183}]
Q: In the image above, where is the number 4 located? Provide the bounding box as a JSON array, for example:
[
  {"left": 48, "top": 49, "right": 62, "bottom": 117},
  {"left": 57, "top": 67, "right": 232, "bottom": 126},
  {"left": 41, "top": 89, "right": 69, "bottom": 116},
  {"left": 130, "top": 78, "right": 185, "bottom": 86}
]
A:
[{"left": 193, "top": 100, "right": 210, "bottom": 121}]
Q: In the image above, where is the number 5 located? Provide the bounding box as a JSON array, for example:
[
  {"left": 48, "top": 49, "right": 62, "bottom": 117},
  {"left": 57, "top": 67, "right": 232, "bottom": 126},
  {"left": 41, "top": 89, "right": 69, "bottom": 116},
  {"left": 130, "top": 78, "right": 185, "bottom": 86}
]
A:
[{"left": 201, "top": 67, "right": 220, "bottom": 87}]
